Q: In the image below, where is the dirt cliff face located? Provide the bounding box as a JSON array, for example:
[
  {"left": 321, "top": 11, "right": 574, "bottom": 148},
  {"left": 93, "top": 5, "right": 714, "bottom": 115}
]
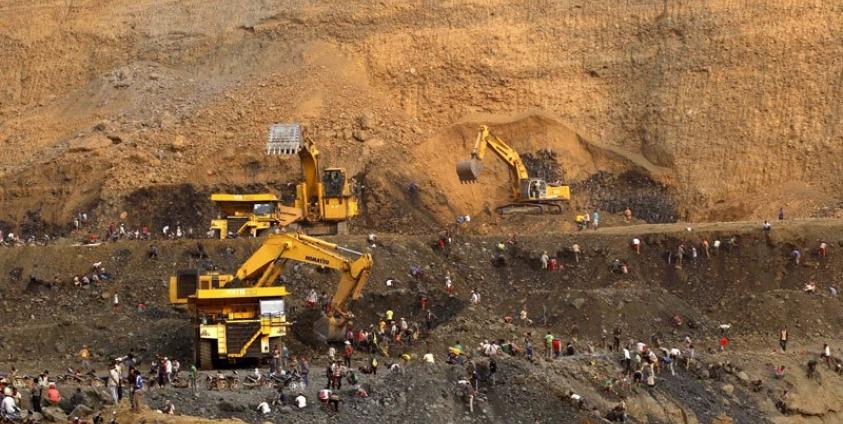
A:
[{"left": 1, "top": 0, "right": 842, "bottom": 231}]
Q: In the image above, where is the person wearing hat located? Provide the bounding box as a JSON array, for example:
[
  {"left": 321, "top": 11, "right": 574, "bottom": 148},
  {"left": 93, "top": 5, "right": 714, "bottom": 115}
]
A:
[
  {"left": 1, "top": 387, "right": 20, "bottom": 420},
  {"left": 46, "top": 382, "right": 61, "bottom": 406}
]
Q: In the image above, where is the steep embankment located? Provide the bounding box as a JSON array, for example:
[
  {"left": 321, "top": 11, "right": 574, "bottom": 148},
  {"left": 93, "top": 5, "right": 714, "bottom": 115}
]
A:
[{"left": 3, "top": 219, "right": 843, "bottom": 366}]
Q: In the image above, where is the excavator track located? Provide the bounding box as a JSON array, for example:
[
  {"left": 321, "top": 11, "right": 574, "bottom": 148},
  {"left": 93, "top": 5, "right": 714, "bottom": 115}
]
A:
[{"left": 495, "top": 201, "right": 565, "bottom": 215}]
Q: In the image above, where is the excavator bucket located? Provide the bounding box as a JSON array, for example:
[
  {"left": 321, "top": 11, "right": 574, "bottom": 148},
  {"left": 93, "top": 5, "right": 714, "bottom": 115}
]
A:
[
  {"left": 313, "top": 315, "right": 347, "bottom": 343},
  {"left": 267, "top": 123, "right": 303, "bottom": 156},
  {"left": 275, "top": 204, "right": 303, "bottom": 227},
  {"left": 456, "top": 159, "right": 482, "bottom": 182}
]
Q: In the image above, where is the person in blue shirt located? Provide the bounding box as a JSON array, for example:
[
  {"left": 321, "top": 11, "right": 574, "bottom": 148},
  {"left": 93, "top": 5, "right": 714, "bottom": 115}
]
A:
[{"left": 129, "top": 367, "right": 144, "bottom": 411}]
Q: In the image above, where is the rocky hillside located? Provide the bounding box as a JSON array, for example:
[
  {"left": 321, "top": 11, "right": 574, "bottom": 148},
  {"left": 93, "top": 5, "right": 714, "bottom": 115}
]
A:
[{"left": 1, "top": 0, "right": 842, "bottom": 233}]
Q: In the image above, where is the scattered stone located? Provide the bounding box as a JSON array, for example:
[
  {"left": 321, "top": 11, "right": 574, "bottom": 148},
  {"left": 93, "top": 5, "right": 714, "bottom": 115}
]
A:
[
  {"left": 357, "top": 112, "right": 375, "bottom": 130},
  {"left": 721, "top": 384, "right": 734, "bottom": 395},
  {"left": 171, "top": 135, "right": 188, "bottom": 151}
]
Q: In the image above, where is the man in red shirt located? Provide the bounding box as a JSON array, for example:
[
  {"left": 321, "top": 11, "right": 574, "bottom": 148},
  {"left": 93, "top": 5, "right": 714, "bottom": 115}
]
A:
[
  {"left": 343, "top": 342, "right": 353, "bottom": 368},
  {"left": 552, "top": 338, "right": 562, "bottom": 359}
]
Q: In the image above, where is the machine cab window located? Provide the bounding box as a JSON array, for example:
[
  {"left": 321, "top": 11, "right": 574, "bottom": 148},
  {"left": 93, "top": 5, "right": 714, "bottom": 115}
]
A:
[
  {"left": 253, "top": 203, "right": 275, "bottom": 216},
  {"left": 322, "top": 169, "right": 345, "bottom": 197}
]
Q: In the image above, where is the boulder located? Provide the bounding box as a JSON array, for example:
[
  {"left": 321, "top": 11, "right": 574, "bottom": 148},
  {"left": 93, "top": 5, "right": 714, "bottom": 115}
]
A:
[
  {"left": 721, "top": 384, "right": 734, "bottom": 395},
  {"left": 170, "top": 135, "right": 188, "bottom": 151},
  {"left": 353, "top": 130, "right": 371, "bottom": 142},
  {"left": 357, "top": 112, "right": 375, "bottom": 130},
  {"left": 69, "top": 404, "right": 94, "bottom": 417},
  {"left": 571, "top": 298, "right": 587, "bottom": 310},
  {"left": 41, "top": 406, "right": 68, "bottom": 422}
]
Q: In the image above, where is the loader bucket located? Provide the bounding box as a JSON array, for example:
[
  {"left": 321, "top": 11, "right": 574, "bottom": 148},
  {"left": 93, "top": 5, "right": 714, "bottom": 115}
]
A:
[
  {"left": 267, "top": 123, "right": 303, "bottom": 156},
  {"left": 456, "top": 159, "right": 482, "bottom": 182}
]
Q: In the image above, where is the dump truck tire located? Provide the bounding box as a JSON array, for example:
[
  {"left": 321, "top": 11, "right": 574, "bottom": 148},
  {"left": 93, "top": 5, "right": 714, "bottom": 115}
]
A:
[{"left": 198, "top": 339, "right": 215, "bottom": 370}]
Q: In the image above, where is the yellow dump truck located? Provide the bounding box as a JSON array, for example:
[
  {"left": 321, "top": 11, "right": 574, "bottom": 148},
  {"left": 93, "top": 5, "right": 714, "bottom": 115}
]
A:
[
  {"left": 170, "top": 232, "right": 372, "bottom": 368},
  {"left": 209, "top": 193, "right": 301, "bottom": 239}
]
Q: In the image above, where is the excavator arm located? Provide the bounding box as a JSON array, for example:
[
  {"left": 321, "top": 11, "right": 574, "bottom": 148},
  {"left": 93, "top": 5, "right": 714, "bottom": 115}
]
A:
[
  {"left": 457, "top": 126, "right": 530, "bottom": 198},
  {"left": 232, "top": 233, "right": 372, "bottom": 316},
  {"left": 298, "top": 141, "right": 321, "bottom": 196},
  {"left": 267, "top": 123, "right": 323, "bottom": 222}
]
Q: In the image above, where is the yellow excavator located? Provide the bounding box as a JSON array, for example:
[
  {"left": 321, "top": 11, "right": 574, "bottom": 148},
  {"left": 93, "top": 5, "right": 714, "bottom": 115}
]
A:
[
  {"left": 169, "top": 232, "right": 372, "bottom": 368},
  {"left": 208, "top": 123, "right": 358, "bottom": 239},
  {"left": 456, "top": 125, "right": 571, "bottom": 214},
  {"left": 266, "top": 123, "right": 359, "bottom": 235}
]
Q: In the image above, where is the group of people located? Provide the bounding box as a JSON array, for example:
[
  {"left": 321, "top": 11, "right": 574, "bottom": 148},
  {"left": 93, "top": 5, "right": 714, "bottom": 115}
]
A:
[
  {"left": 0, "top": 230, "right": 52, "bottom": 247},
  {"left": 576, "top": 210, "right": 602, "bottom": 231},
  {"left": 0, "top": 370, "right": 61, "bottom": 420}
]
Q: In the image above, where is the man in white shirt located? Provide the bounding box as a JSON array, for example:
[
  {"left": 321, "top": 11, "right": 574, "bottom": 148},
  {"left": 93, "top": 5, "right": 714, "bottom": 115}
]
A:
[
  {"left": 470, "top": 289, "right": 480, "bottom": 305},
  {"left": 822, "top": 343, "right": 833, "bottom": 368},
  {"left": 164, "top": 358, "right": 173, "bottom": 383},
  {"left": 622, "top": 347, "right": 631, "bottom": 373},
  {"left": 1, "top": 392, "right": 19, "bottom": 419},
  {"left": 295, "top": 393, "right": 307, "bottom": 408},
  {"left": 108, "top": 363, "right": 121, "bottom": 405},
  {"left": 257, "top": 401, "right": 271, "bottom": 415}
]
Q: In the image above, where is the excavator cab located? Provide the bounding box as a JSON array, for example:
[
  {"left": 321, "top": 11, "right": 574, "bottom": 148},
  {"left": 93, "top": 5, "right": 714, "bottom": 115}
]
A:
[
  {"left": 523, "top": 179, "right": 547, "bottom": 200},
  {"left": 322, "top": 168, "right": 346, "bottom": 198}
]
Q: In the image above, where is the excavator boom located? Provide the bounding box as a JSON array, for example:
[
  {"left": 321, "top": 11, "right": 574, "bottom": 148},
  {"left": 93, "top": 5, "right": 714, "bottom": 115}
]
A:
[
  {"left": 234, "top": 233, "right": 372, "bottom": 317},
  {"left": 231, "top": 232, "right": 372, "bottom": 343},
  {"left": 457, "top": 125, "right": 530, "bottom": 198}
]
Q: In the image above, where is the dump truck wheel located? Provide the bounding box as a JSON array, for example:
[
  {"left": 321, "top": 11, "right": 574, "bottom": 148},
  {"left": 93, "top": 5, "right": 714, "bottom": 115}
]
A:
[{"left": 198, "top": 339, "right": 215, "bottom": 370}]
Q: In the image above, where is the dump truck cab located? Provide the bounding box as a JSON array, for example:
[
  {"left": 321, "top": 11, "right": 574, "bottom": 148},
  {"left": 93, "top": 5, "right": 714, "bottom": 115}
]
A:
[{"left": 209, "top": 193, "right": 284, "bottom": 239}]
